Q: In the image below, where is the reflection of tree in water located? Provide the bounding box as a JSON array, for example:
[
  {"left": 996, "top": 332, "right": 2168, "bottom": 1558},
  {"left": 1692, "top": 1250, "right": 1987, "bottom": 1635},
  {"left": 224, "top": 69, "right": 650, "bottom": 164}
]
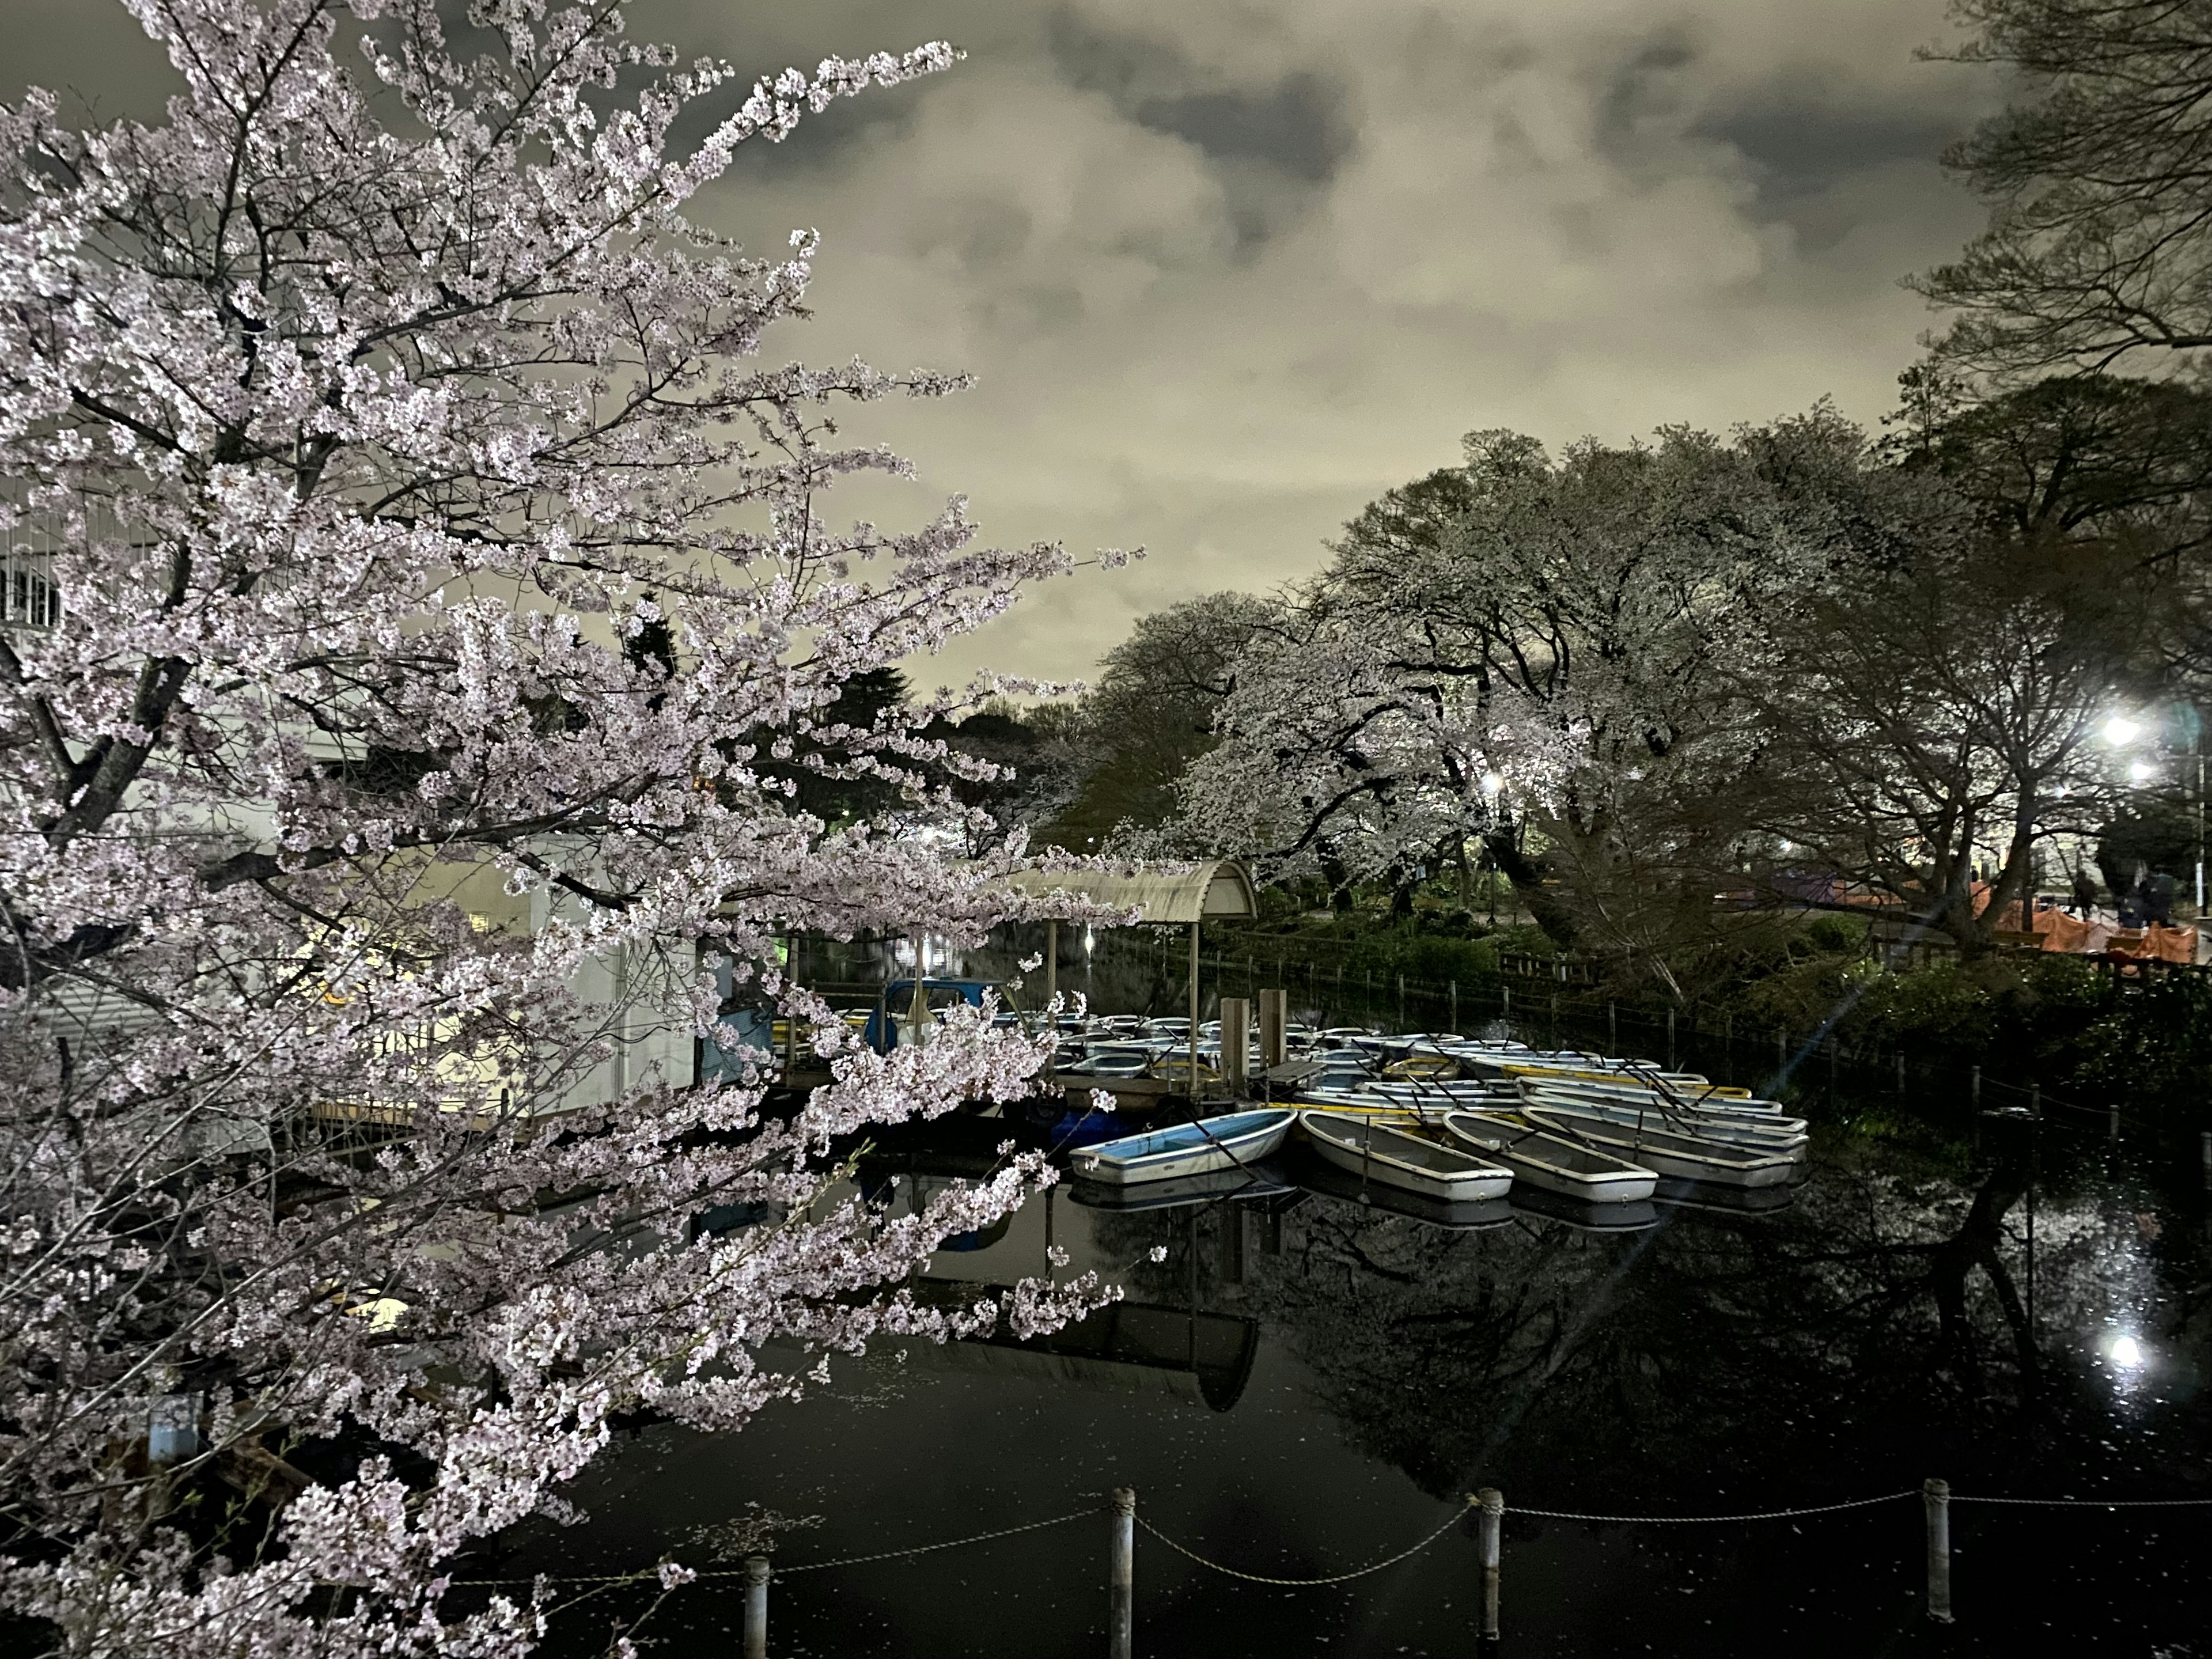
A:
[{"left": 1142, "top": 1128, "right": 2206, "bottom": 1502}]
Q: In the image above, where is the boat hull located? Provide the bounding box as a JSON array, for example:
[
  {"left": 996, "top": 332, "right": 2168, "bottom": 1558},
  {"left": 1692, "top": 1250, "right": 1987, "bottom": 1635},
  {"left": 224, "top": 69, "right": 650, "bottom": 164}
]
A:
[
  {"left": 1298, "top": 1112, "right": 1513, "bottom": 1203},
  {"left": 1440, "top": 1111, "right": 1658, "bottom": 1204},
  {"left": 1523, "top": 1107, "right": 1799, "bottom": 1188},
  {"left": 1073, "top": 1109, "right": 1296, "bottom": 1186}
]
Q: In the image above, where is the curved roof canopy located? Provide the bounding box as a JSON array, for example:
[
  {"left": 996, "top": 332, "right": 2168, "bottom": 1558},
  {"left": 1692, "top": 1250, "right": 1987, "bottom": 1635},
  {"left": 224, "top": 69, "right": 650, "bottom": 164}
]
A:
[{"left": 1007, "top": 859, "right": 1256, "bottom": 925}]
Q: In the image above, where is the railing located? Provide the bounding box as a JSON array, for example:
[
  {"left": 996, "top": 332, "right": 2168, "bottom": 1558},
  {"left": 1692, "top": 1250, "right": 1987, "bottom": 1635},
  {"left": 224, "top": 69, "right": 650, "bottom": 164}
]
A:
[{"left": 456, "top": 1476, "right": 2212, "bottom": 1654}]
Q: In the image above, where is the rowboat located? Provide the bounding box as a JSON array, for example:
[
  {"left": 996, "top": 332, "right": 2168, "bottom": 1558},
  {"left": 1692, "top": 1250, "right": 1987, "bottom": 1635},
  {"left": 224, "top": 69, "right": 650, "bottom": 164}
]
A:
[
  {"left": 1440, "top": 1111, "right": 1657, "bottom": 1204},
  {"left": 1072, "top": 1109, "right": 1296, "bottom": 1186},
  {"left": 1521, "top": 1105, "right": 1800, "bottom": 1189},
  {"left": 1515, "top": 1087, "right": 1808, "bottom": 1154},
  {"left": 1516, "top": 1073, "right": 1790, "bottom": 1116},
  {"left": 1297, "top": 1112, "right": 1514, "bottom": 1203}
]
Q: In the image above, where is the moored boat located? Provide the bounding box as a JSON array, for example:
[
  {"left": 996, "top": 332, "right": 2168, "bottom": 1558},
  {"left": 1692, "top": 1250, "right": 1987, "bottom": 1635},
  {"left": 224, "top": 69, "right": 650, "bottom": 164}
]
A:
[
  {"left": 1521, "top": 1105, "right": 1800, "bottom": 1188},
  {"left": 1515, "top": 1086, "right": 1808, "bottom": 1153},
  {"left": 1297, "top": 1111, "right": 1514, "bottom": 1203},
  {"left": 1072, "top": 1109, "right": 1296, "bottom": 1186},
  {"left": 1440, "top": 1110, "right": 1658, "bottom": 1204}
]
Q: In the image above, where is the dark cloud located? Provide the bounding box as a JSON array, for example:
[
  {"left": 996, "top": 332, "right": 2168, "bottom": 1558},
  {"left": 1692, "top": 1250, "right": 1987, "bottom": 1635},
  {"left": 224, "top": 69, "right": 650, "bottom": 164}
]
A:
[
  {"left": 1701, "top": 86, "right": 1961, "bottom": 200},
  {"left": 1047, "top": 10, "right": 1354, "bottom": 187},
  {"left": 1593, "top": 32, "right": 1700, "bottom": 165}
]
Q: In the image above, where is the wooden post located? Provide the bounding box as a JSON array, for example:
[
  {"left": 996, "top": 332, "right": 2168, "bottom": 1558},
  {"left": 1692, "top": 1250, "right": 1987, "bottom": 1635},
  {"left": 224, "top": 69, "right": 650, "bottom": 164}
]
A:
[
  {"left": 1896, "top": 1052, "right": 1906, "bottom": 1093},
  {"left": 783, "top": 931, "right": 799, "bottom": 1078},
  {"left": 2200, "top": 1130, "right": 2211, "bottom": 1191},
  {"left": 1972, "top": 1065, "right": 1982, "bottom": 1107},
  {"left": 1187, "top": 923, "right": 1200, "bottom": 1099},
  {"left": 1502, "top": 984, "right": 1511, "bottom": 1018},
  {"left": 1922, "top": 1479, "right": 1952, "bottom": 1624},
  {"left": 2030, "top": 1081, "right": 2041, "bottom": 1116},
  {"left": 1666, "top": 1007, "right": 1676, "bottom": 1068},
  {"left": 910, "top": 934, "right": 928, "bottom": 1051},
  {"left": 1476, "top": 1487, "right": 1503, "bottom": 1641},
  {"left": 1450, "top": 979, "right": 1459, "bottom": 1031},
  {"left": 1109, "top": 1488, "right": 1136, "bottom": 1659},
  {"left": 1219, "top": 997, "right": 1251, "bottom": 1097},
  {"left": 1047, "top": 919, "right": 1058, "bottom": 1019},
  {"left": 1257, "top": 989, "right": 1287, "bottom": 1071},
  {"left": 1607, "top": 1001, "right": 1616, "bottom": 1052},
  {"left": 744, "top": 1556, "right": 770, "bottom": 1659}
]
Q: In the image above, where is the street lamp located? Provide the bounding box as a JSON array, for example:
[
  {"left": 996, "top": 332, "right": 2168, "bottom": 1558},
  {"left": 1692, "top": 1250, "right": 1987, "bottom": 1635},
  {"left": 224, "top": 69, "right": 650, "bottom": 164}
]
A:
[{"left": 2103, "top": 706, "right": 2207, "bottom": 917}]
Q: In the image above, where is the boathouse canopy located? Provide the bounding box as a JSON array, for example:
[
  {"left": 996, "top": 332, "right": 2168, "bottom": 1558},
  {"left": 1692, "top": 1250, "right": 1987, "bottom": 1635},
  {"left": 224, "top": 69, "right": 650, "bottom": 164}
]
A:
[{"left": 1006, "top": 859, "right": 1257, "bottom": 924}]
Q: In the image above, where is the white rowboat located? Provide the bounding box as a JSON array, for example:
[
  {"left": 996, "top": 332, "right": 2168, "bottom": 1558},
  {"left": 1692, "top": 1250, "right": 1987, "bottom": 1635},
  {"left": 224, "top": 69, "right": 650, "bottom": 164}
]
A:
[
  {"left": 1073, "top": 1109, "right": 1296, "bottom": 1187},
  {"left": 1441, "top": 1111, "right": 1658, "bottom": 1205},
  {"left": 1516, "top": 1087, "right": 1809, "bottom": 1154},
  {"left": 1521, "top": 1107, "right": 1800, "bottom": 1189},
  {"left": 1298, "top": 1112, "right": 1514, "bottom": 1203}
]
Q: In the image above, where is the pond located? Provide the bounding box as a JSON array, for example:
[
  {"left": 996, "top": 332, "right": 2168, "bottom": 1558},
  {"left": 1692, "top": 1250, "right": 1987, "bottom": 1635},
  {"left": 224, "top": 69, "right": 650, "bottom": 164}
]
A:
[{"left": 483, "top": 1022, "right": 2212, "bottom": 1657}]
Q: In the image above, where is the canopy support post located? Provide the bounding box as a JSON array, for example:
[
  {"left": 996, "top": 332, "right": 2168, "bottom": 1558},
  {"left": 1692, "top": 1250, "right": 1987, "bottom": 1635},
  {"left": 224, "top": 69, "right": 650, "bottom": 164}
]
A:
[{"left": 1188, "top": 921, "right": 1201, "bottom": 1100}]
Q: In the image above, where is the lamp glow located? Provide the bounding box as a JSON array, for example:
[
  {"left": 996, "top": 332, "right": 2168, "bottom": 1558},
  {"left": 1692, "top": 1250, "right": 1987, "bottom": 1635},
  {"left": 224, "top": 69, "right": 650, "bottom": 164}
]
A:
[
  {"left": 2110, "top": 1333, "right": 2145, "bottom": 1369},
  {"left": 2130, "top": 759, "right": 2157, "bottom": 784},
  {"left": 1480, "top": 771, "right": 1505, "bottom": 796},
  {"left": 2105, "top": 715, "right": 2142, "bottom": 746}
]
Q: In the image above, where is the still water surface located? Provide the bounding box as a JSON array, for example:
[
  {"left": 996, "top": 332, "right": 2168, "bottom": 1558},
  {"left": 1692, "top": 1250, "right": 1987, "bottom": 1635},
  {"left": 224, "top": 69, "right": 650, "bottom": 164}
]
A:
[{"left": 490, "top": 1035, "right": 2211, "bottom": 1656}]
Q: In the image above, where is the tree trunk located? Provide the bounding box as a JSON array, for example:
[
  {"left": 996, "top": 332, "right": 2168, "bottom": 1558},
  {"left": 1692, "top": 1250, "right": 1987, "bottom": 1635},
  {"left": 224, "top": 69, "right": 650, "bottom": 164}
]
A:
[{"left": 1482, "top": 827, "right": 1578, "bottom": 947}]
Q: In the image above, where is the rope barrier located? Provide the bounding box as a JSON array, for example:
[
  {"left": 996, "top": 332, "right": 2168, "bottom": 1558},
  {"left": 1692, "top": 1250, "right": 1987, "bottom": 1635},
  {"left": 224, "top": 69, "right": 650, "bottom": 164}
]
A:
[
  {"left": 454, "top": 1507, "right": 1100, "bottom": 1590},
  {"left": 1949, "top": 1494, "right": 2212, "bottom": 1508},
  {"left": 453, "top": 1483, "right": 2212, "bottom": 1597},
  {"left": 1134, "top": 1497, "right": 1473, "bottom": 1586},
  {"left": 1509, "top": 1491, "right": 1915, "bottom": 1524},
  {"left": 770, "top": 1508, "right": 1098, "bottom": 1574}
]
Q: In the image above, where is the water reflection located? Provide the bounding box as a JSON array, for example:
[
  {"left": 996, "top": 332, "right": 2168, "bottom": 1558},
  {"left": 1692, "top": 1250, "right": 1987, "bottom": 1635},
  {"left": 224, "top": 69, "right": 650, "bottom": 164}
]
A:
[{"left": 492, "top": 1096, "right": 2211, "bottom": 1655}]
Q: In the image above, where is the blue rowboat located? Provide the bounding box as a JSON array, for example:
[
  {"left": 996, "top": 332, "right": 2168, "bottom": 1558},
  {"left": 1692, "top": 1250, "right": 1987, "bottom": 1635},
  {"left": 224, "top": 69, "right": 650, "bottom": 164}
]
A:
[{"left": 1071, "top": 1109, "right": 1296, "bottom": 1187}]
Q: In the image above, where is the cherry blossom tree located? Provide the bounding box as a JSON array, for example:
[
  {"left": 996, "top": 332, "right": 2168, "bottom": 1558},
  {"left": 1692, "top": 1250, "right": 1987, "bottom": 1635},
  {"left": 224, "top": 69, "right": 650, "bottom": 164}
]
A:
[
  {"left": 1177, "top": 593, "right": 1572, "bottom": 911},
  {"left": 0, "top": 4, "right": 1109, "bottom": 1654}
]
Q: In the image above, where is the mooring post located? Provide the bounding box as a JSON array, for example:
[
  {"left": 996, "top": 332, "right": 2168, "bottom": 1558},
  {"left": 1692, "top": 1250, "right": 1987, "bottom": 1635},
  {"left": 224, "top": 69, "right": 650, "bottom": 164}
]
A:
[
  {"left": 1922, "top": 1479, "right": 1952, "bottom": 1624},
  {"left": 1450, "top": 979, "right": 1459, "bottom": 1031},
  {"left": 744, "top": 1556, "right": 770, "bottom": 1659},
  {"left": 2030, "top": 1081, "right": 2041, "bottom": 1117},
  {"left": 1971, "top": 1065, "right": 1982, "bottom": 1106},
  {"left": 1109, "top": 1487, "right": 1136, "bottom": 1659},
  {"left": 1502, "top": 984, "right": 1511, "bottom": 1018},
  {"left": 1666, "top": 1007, "right": 1676, "bottom": 1067},
  {"left": 1607, "top": 1001, "right": 1617, "bottom": 1050},
  {"left": 2201, "top": 1129, "right": 2212, "bottom": 1192},
  {"left": 1219, "top": 997, "right": 1251, "bottom": 1097},
  {"left": 1476, "top": 1487, "right": 1503, "bottom": 1642}
]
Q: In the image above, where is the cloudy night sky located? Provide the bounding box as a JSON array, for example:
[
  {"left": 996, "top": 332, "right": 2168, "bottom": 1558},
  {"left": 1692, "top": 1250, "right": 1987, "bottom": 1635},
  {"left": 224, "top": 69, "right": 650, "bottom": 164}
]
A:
[{"left": 4, "top": 0, "right": 2002, "bottom": 688}]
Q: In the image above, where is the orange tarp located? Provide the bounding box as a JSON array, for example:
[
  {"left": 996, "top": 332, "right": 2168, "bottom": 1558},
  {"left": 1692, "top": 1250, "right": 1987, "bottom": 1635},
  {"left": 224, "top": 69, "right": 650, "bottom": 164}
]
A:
[{"left": 2010, "top": 906, "right": 2197, "bottom": 961}]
